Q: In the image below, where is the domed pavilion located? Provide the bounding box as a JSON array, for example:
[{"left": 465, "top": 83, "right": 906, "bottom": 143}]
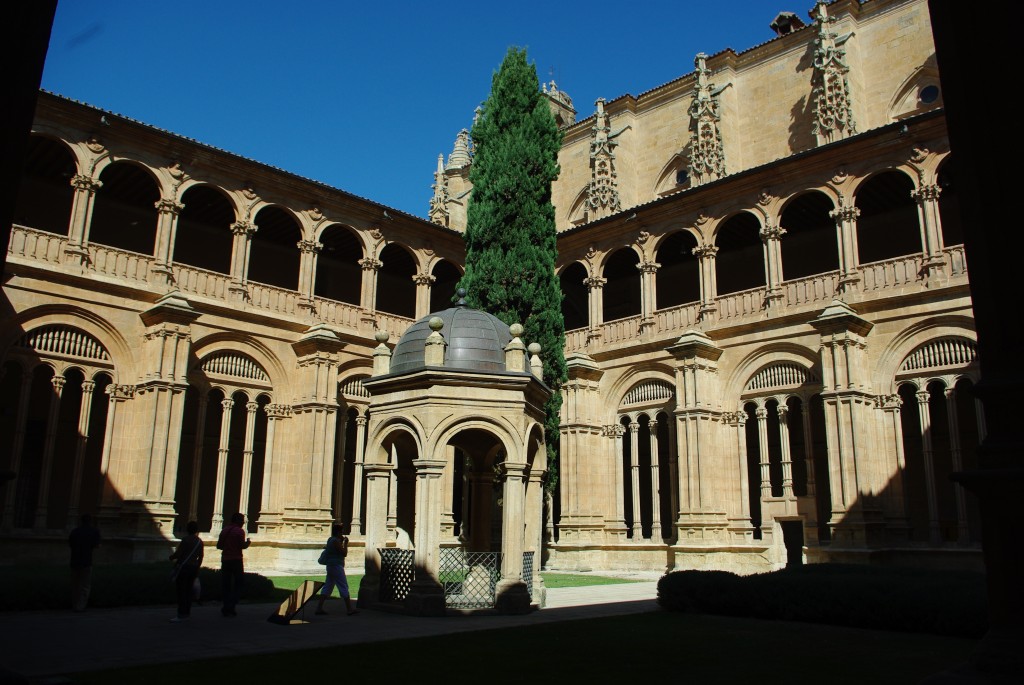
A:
[{"left": 358, "top": 293, "right": 551, "bottom": 616}]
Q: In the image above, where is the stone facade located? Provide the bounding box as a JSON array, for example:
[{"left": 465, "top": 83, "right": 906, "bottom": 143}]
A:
[{"left": 2, "top": 0, "right": 978, "bottom": 576}]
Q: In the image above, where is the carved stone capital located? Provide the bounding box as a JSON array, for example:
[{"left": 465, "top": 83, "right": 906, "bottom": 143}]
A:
[
  {"left": 70, "top": 174, "right": 102, "bottom": 192},
  {"left": 231, "top": 221, "right": 256, "bottom": 237},
  {"left": 692, "top": 244, "right": 719, "bottom": 258},
  {"left": 637, "top": 261, "right": 660, "bottom": 274},
  {"left": 759, "top": 223, "right": 787, "bottom": 242},
  {"left": 359, "top": 257, "right": 382, "bottom": 272},
  {"left": 829, "top": 204, "right": 860, "bottom": 223},
  {"left": 155, "top": 198, "right": 184, "bottom": 215},
  {"left": 911, "top": 184, "right": 942, "bottom": 203},
  {"left": 297, "top": 239, "right": 322, "bottom": 254},
  {"left": 584, "top": 276, "right": 607, "bottom": 290},
  {"left": 413, "top": 272, "right": 435, "bottom": 286}
]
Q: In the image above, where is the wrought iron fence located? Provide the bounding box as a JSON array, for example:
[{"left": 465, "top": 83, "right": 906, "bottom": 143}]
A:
[
  {"left": 378, "top": 547, "right": 538, "bottom": 609},
  {"left": 378, "top": 548, "right": 414, "bottom": 603}
]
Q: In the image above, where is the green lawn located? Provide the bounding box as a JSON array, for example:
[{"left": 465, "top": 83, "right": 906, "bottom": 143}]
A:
[{"left": 65, "top": 610, "right": 976, "bottom": 685}]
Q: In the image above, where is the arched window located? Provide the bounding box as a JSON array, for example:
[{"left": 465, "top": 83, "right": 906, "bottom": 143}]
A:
[
  {"left": 174, "top": 185, "right": 234, "bottom": 274},
  {"left": 430, "top": 259, "right": 461, "bottom": 312},
  {"left": 603, "top": 249, "right": 641, "bottom": 321},
  {"left": 656, "top": 231, "right": 700, "bottom": 309},
  {"left": 315, "top": 224, "right": 362, "bottom": 304},
  {"left": 559, "top": 262, "right": 588, "bottom": 331},
  {"left": 855, "top": 170, "right": 920, "bottom": 264},
  {"left": 248, "top": 206, "right": 301, "bottom": 290},
  {"left": 376, "top": 244, "right": 416, "bottom": 318},
  {"left": 89, "top": 162, "right": 160, "bottom": 255},
  {"left": 14, "top": 136, "right": 75, "bottom": 235},
  {"left": 780, "top": 191, "right": 838, "bottom": 280},
  {"left": 715, "top": 212, "right": 765, "bottom": 295}
]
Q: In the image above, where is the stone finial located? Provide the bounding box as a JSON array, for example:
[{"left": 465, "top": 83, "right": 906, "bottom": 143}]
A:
[
  {"left": 424, "top": 317, "right": 447, "bottom": 367},
  {"left": 373, "top": 330, "right": 391, "bottom": 376},
  {"left": 505, "top": 323, "right": 527, "bottom": 372},
  {"left": 446, "top": 129, "right": 472, "bottom": 170},
  {"left": 528, "top": 342, "right": 543, "bottom": 379},
  {"left": 687, "top": 52, "right": 726, "bottom": 186}
]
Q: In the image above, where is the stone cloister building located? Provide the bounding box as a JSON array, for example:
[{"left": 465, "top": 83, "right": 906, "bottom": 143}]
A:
[{"left": 2, "top": 0, "right": 981, "bottom": 577}]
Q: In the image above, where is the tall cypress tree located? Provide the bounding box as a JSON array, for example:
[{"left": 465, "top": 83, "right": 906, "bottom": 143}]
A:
[{"left": 460, "top": 47, "right": 566, "bottom": 489}]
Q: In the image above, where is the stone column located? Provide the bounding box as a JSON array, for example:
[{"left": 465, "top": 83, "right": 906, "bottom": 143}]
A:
[
  {"left": 297, "top": 239, "right": 323, "bottom": 315},
  {"left": 237, "top": 400, "right": 259, "bottom": 524},
  {"left": 812, "top": 300, "right": 881, "bottom": 545},
  {"left": 777, "top": 403, "right": 794, "bottom": 496},
  {"left": 760, "top": 222, "right": 786, "bottom": 306},
  {"left": 32, "top": 374, "right": 65, "bottom": 529},
  {"left": 628, "top": 420, "right": 642, "bottom": 539},
  {"left": 944, "top": 387, "right": 971, "bottom": 544},
  {"left": 609, "top": 424, "right": 627, "bottom": 539},
  {"left": 413, "top": 272, "right": 435, "bottom": 319},
  {"left": 916, "top": 390, "right": 941, "bottom": 544},
  {"left": 1, "top": 372, "right": 32, "bottom": 528},
  {"left": 525, "top": 465, "right": 546, "bottom": 604},
  {"left": 127, "top": 292, "right": 198, "bottom": 537},
  {"left": 557, "top": 352, "right": 607, "bottom": 546},
  {"left": 584, "top": 276, "right": 605, "bottom": 344},
  {"left": 210, "top": 397, "right": 234, "bottom": 532},
  {"left": 186, "top": 392, "right": 208, "bottom": 523},
  {"left": 66, "top": 380, "right": 96, "bottom": 524},
  {"left": 648, "top": 418, "right": 661, "bottom": 538},
  {"left": 830, "top": 200, "right": 861, "bottom": 293},
  {"left": 495, "top": 461, "right": 531, "bottom": 615},
  {"left": 357, "top": 463, "right": 392, "bottom": 607},
  {"left": 97, "top": 384, "right": 134, "bottom": 520},
  {"left": 284, "top": 324, "right": 345, "bottom": 539},
  {"left": 257, "top": 403, "right": 291, "bottom": 533},
  {"left": 668, "top": 329, "right": 726, "bottom": 542},
  {"left": 359, "top": 257, "right": 382, "bottom": 326},
  {"left": 693, "top": 245, "right": 719, "bottom": 321},
  {"left": 228, "top": 221, "right": 255, "bottom": 301},
  {"left": 637, "top": 260, "right": 659, "bottom": 334},
  {"left": 333, "top": 410, "right": 349, "bottom": 522},
  {"left": 405, "top": 458, "right": 446, "bottom": 616},
  {"left": 152, "top": 198, "right": 184, "bottom": 287},
  {"left": 349, "top": 413, "right": 368, "bottom": 536},
  {"left": 64, "top": 174, "right": 101, "bottom": 265},
  {"left": 801, "top": 402, "right": 818, "bottom": 497},
  {"left": 876, "top": 393, "right": 909, "bottom": 535},
  {"left": 912, "top": 183, "right": 946, "bottom": 281},
  {"left": 734, "top": 411, "right": 751, "bottom": 522},
  {"left": 755, "top": 406, "right": 771, "bottom": 498}
]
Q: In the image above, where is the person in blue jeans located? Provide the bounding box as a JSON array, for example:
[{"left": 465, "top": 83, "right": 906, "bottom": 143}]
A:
[
  {"left": 315, "top": 524, "right": 358, "bottom": 616},
  {"left": 217, "top": 513, "right": 250, "bottom": 617}
]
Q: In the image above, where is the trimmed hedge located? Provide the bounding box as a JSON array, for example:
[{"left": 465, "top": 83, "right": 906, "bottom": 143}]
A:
[
  {"left": 0, "top": 562, "right": 276, "bottom": 611},
  {"left": 657, "top": 564, "right": 987, "bottom": 638}
]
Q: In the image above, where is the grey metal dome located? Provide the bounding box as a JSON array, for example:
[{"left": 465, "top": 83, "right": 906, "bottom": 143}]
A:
[{"left": 389, "top": 303, "right": 513, "bottom": 375}]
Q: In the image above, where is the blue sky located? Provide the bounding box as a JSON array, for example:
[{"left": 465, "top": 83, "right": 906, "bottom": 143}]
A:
[{"left": 41, "top": 0, "right": 795, "bottom": 218}]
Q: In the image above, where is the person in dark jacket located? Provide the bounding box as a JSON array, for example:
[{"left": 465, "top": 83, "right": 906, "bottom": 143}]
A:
[
  {"left": 169, "top": 520, "right": 204, "bottom": 622},
  {"left": 217, "top": 513, "right": 250, "bottom": 617},
  {"left": 69, "top": 513, "right": 101, "bottom": 612}
]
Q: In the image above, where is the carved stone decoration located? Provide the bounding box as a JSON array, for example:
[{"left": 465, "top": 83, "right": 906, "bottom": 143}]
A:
[
  {"left": 910, "top": 147, "right": 930, "bottom": 164},
  {"left": 429, "top": 154, "right": 450, "bottom": 227},
  {"left": 308, "top": 206, "right": 323, "bottom": 222},
  {"left": 446, "top": 130, "right": 472, "bottom": 171},
  {"left": 758, "top": 190, "right": 774, "bottom": 207},
  {"left": 635, "top": 230, "right": 650, "bottom": 246},
  {"left": 584, "top": 99, "right": 623, "bottom": 220},
  {"left": 811, "top": 0, "right": 857, "bottom": 145},
  {"left": 831, "top": 168, "right": 849, "bottom": 184},
  {"left": 86, "top": 135, "right": 105, "bottom": 154},
  {"left": 241, "top": 184, "right": 258, "bottom": 201},
  {"left": 686, "top": 53, "right": 727, "bottom": 186}
]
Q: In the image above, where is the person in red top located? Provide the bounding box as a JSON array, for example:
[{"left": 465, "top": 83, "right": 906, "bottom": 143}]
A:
[{"left": 217, "top": 513, "right": 250, "bottom": 617}]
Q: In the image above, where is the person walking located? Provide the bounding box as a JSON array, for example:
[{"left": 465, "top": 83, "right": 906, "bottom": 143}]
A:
[
  {"left": 169, "top": 521, "right": 204, "bottom": 623},
  {"left": 68, "top": 513, "right": 101, "bottom": 612},
  {"left": 315, "top": 524, "right": 358, "bottom": 616},
  {"left": 217, "top": 513, "right": 250, "bottom": 617}
]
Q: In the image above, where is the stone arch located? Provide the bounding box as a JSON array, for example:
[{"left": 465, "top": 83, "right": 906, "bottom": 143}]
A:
[
  {"left": 778, "top": 190, "right": 839, "bottom": 281},
  {"left": 602, "top": 247, "right": 641, "bottom": 322},
  {"left": 315, "top": 223, "right": 363, "bottom": 305},
  {"left": 89, "top": 159, "right": 161, "bottom": 255},
  {"left": 887, "top": 56, "right": 943, "bottom": 121},
  {"left": 249, "top": 204, "right": 302, "bottom": 290},
  {"left": 566, "top": 186, "right": 591, "bottom": 227},
  {"left": 726, "top": 343, "right": 821, "bottom": 400},
  {"left": 559, "top": 261, "right": 589, "bottom": 331},
  {"left": 174, "top": 182, "right": 236, "bottom": 274},
  {"left": 873, "top": 315, "right": 976, "bottom": 393},
  {"left": 853, "top": 168, "right": 921, "bottom": 265},
  {"left": 14, "top": 133, "right": 77, "bottom": 236},
  {"left": 188, "top": 333, "right": 288, "bottom": 393},
  {"left": 1, "top": 305, "right": 134, "bottom": 379},
  {"left": 713, "top": 210, "right": 765, "bottom": 295},
  {"left": 655, "top": 228, "right": 700, "bottom": 309},
  {"left": 376, "top": 242, "right": 417, "bottom": 319},
  {"left": 429, "top": 258, "right": 462, "bottom": 313},
  {"left": 654, "top": 152, "right": 689, "bottom": 197}
]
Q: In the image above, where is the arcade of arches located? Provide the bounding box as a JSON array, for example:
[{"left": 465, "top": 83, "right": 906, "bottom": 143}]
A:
[{"left": 2, "top": 0, "right": 984, "bottom": 574}]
